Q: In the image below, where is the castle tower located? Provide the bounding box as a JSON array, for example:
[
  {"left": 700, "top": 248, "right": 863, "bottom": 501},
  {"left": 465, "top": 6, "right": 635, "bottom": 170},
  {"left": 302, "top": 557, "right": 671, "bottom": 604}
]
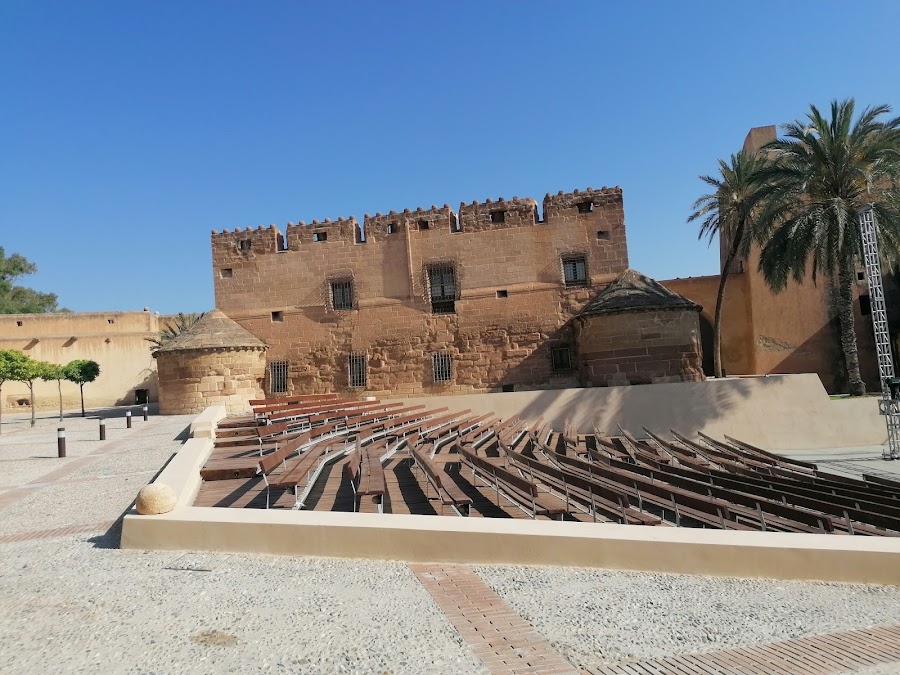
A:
[{"left": 153, "top": 309, "right": 268, "bottom": 414}]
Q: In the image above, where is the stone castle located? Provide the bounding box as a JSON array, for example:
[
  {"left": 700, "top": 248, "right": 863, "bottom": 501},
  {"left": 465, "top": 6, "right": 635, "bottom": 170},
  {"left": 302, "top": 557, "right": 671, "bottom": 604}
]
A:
[{"left": 161, "top": 186, "right": 704, "bottom": 412}]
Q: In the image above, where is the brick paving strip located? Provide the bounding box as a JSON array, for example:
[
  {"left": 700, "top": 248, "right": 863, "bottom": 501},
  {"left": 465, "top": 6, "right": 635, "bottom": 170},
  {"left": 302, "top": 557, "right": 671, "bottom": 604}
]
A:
[
  {"left": 0, "top": 520, "right": 116, "bottom": 545},
  {"left": 411, "top": 563, "right": 900, "bottom": 675},
  {"left": 581, "top": 624, "right": 900, "bottom": 674},
  {"left": 410, "top": 562, "right": 580, "bottom": 675}
]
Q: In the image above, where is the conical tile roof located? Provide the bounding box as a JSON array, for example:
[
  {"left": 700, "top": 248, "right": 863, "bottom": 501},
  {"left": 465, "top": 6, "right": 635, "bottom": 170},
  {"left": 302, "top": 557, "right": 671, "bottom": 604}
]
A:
[
  {"left": 154, "top": 309, "right": 268, "bottom": 353},
  {"left": 579, "top": 269, "right": 701, "bottom": 317}
]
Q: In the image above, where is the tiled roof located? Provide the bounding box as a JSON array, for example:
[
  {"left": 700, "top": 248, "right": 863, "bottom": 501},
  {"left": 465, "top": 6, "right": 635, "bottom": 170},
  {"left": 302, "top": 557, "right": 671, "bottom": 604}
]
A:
[{"left": 579, "top": 269, "right": 701, "bottom": 317}]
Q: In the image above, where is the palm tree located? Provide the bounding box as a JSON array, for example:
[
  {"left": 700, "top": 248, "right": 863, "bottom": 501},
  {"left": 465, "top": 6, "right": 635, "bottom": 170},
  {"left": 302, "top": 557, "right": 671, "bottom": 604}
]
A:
[
  {"left": 756, "top": 99, "right": 900, "bottom": 396},
  {"left": 147, "top": 312, "right": 205, "bottom": 352},
  {"left": 689, "top": 151, "right": 772, "bottom": 378}
]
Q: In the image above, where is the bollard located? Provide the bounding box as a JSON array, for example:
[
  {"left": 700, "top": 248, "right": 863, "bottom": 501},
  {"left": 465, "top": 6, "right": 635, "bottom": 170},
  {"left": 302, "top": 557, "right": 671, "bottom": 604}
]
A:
[
  {"left": 142, "top": 405, "right": 148, "bottom": 421},
  {"left": 57, "top": 427, "right": 66, "bottom": 458},
  {"left": 99, "top": 418, "right": 106, "bottom": 441},
  {"left": 126, "top": 410, "right": 132, "bottom": 429}
]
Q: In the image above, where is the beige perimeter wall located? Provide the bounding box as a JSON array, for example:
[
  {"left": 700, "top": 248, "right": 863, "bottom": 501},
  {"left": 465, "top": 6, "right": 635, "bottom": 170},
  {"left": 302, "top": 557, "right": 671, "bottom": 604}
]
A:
[{"left": 0, "top": 311, "right": 160, "bottom": 411}]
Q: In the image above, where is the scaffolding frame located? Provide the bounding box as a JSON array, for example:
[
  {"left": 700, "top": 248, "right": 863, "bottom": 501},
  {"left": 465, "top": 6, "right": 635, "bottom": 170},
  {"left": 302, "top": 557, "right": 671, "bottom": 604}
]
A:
[{"left": 858, "top": 206, "right": 900, "bottom": 460}]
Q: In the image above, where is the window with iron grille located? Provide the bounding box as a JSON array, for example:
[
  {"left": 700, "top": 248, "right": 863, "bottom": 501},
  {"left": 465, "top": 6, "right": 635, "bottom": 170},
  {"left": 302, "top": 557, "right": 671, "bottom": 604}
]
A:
[
  {"left": 562, "top": 256, "right": 587, "bottom": 287},
  {"left": 551, "top": 345, "right": 573, "bottom": 372},
  {"left": 428, "top": 265, "right": 456, "bottom": 314},
  {"left": 330, "top": 279, "right": 354, "bottom": 310},
  {"left": 432, "top": 352, "right": 453, "bottom": 383},
  {"left": 348, "top": 352, "right": 367, "bottom": 388},
  {"left": 269, "top": 361, "right": 288, "bottom": 394}
]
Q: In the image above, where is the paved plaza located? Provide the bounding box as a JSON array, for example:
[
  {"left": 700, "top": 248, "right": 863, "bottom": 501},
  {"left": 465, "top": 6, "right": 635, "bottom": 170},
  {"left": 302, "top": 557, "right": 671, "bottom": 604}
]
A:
[{"left": 1, "top": 409, "right": 900, "bottom": 674}]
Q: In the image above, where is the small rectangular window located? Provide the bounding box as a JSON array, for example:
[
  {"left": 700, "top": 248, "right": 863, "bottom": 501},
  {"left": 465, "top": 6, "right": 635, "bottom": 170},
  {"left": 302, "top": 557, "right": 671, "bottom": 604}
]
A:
[
  {"left": 562, "top": 256, "right": 587, "bottom": 287},
  {"left": 221, "top": 268, "right": 233, "bottom": 278},
  {"left": 551, "top": 345, "right": 573, "bottom": 372},
  {"left": 387, "top": 223, "right": 397, "bottom": 234},
  {"left": 428, "top": 265, "right": 456, "bottom": 314},
  {"left": 596, "top": 230, "right": 610, "bottom": 241},
  {"left": 348, "top": 352, "right": 367, "bottom": 388},
  {"left": 107, "top": 318, "right": 115, "bottom": 324},
  {"left": 239, "top": 239, "right": 251, "bottom": 252},
  {"left": 490, "top": 210, "right": 506, "bottom": 224},
  {"left": 501, "top": 384, "right": 515, "bottom": 392},
  {"left": 857, "top": 271, "right": 866, "bottom": 281},
  {"left": 496, "top": 290, "right": 508, "bottom": 298},
  {"left": 16, "top": 321, "right": 23, "bottom": 327},
  {"left": 577, "top": 201, "right": 594, "bottom": 214},
  {"left": 331, "top": 279, "right": 354, "bottom": 310},
  {"left": 313, "top": 231, "right": 327, "bottom": 242},
  {"left": 418, "top": 220, "right": 429, "bottom": 230},
  {"left": 269, "top": 361, "right": 288, "bottom": 394},
  {"left": 271, "top": 311, "right": 283, "bottom": 322},
  {"left": 432, "top": 352, "right": 452, "bottom": 383}
]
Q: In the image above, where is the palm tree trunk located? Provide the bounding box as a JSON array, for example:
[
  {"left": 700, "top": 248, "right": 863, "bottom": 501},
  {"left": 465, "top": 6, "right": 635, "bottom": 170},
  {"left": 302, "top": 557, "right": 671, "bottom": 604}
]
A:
[
  {"left": 58, "top": 379, "right": 63, "bottom": 422},
  {"left": 713, "top": 221, "right": 744, "bottom": 378},
  {"left": 838, "top": 259, "right": 866, "bottom": 396}
]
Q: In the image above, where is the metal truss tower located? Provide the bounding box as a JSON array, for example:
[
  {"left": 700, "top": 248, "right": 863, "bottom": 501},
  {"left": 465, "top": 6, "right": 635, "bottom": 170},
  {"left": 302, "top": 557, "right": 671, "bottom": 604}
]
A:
[{"left": 858, "top": 205, "right": 900, "bottom": 460}]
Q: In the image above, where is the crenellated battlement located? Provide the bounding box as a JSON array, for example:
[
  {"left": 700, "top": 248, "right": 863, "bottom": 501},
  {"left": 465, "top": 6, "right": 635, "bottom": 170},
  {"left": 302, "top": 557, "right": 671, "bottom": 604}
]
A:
[
  {"left": 285, "top": 216, "right": 360, "bottom": 248},
  {"left": 543, "top": 186, "right": 623, "bottom": 219},
  {"left": 211, "top": 184, "right": 624, "bottom": 260}
]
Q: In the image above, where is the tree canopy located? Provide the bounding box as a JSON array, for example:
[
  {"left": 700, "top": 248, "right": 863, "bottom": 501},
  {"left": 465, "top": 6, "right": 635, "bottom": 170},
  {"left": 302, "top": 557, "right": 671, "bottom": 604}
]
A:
[{"left": 0, "top": 247, "right": 67, "bottom": 314}]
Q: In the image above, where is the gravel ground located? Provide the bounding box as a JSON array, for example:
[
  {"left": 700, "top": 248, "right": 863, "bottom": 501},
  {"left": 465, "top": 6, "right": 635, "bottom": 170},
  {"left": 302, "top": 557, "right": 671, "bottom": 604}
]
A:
[
  {"left": 475, "top": 564, "right": 900, "bottom": 670},
  {"left": 0, "top": 536, "right": 485, "bottom": 675},
  {"left": 2, "top": 409, "right": 899, "bottom": 674}
]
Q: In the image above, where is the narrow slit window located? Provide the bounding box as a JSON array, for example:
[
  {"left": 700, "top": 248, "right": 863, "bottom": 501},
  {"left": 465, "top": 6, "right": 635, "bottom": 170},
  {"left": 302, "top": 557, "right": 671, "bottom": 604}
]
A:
[
  {"left": 427, "top": 265, "right": 456, "bottom": 314},
  {"left": 269, "top": 361, "right": 289, "bottom": 394},
  {"left": 432, "top": 352, "right": 452, "bottom": 383},
  {"left": 331, "top": 279, "right": 354, "bottom": 310},
  {"left": 562, "top": 256, "right": 587, "bottom": 286},
  {"left": 860, "top": 295, "right": 872, "bottom": 316},
  {"left": 551, "top": 345, "right": 573, "bottom": 372},
  {"left": 348, "top": 352, "right": 367, "bottom": 388}
]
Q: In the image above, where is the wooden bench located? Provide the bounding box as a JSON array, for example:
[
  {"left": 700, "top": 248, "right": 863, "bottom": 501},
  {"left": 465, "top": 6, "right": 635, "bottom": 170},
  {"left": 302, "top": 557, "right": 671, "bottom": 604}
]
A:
[
  {"left": 407, "top": 435, "right": 472, "bottom": 515},
  {"left": 346, "top": 439, "right": 390, "bottom": 512},
  {"left": 458, "top": 444, "right": 567, "bottom": 519}
]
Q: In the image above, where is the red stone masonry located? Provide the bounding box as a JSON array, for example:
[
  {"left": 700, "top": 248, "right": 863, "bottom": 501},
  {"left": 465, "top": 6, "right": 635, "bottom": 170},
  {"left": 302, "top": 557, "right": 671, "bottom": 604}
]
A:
[{"left": 211, "top": 187, "right": 631, "bottom": 397}]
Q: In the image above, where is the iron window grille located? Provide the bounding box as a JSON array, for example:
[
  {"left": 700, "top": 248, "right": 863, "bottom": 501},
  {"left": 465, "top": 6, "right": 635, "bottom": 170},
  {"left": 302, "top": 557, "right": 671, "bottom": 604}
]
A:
[
  {"left": 331, "top": 279, "right": 354, "bottom": 310},
  {"left": 427, "top": 265, "right": 457, "bottom": 314},
  {"left": 269, "top": 361, "right": 289, "bottom": 394},
  {"left": 432, "top": 352, "right": 453, "bottom": 383},
  {"left": 348, "top": 352, "right": 367, "bottom": 388},
  {"left": 562, "top": 256, "right": 587, "bottom": 287},
  {"left": 551, "top": 345, "right": 573, "bottom": 372}
]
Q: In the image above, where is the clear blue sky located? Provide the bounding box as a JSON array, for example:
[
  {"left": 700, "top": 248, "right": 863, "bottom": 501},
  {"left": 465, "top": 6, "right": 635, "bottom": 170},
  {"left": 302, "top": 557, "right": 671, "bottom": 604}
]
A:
[{"left": 2, "top": 1, "right": 899, "bottom": 314}]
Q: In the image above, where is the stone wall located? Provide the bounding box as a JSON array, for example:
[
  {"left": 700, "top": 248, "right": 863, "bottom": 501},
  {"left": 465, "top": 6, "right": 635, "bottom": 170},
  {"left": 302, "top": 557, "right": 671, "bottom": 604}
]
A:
[
  {"left": 0, "top": 310, "right": 160, "bottom": 411},
  {"left": 211, "top": 187, "right": 630, "bottom": 396},
  {"left": 576, "top": 310, "right": 704, "bottom": 386},
  {"left": 155, "top": 348, "right": 266, "bottom": 415}
]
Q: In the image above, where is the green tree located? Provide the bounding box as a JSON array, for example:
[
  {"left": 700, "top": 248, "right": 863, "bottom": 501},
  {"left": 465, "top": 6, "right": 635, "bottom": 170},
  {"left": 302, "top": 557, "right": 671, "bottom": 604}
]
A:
[
  {"left": 146, "top": 312, "right": 205, "bottom": 352},
  {"left": 0, "top": 350, "right": 34, "bottom": 435},
  {"left": 0, "top": 248, "right": 67, "bottom": 314},
  {"left": 756, "top": 99, "right": 900, "bottom": 396},
  {"left": 13, "top": 357, "right": 49, "bottom": 427},
  {"left": 63, "top": 359, "right": 100, "bottom": 417},
  {"left": 689, "top": 151, "right": 773, "bottom": 378},
  {"left": 40, "top": 363, "right": 67, "bottom": 422}
]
